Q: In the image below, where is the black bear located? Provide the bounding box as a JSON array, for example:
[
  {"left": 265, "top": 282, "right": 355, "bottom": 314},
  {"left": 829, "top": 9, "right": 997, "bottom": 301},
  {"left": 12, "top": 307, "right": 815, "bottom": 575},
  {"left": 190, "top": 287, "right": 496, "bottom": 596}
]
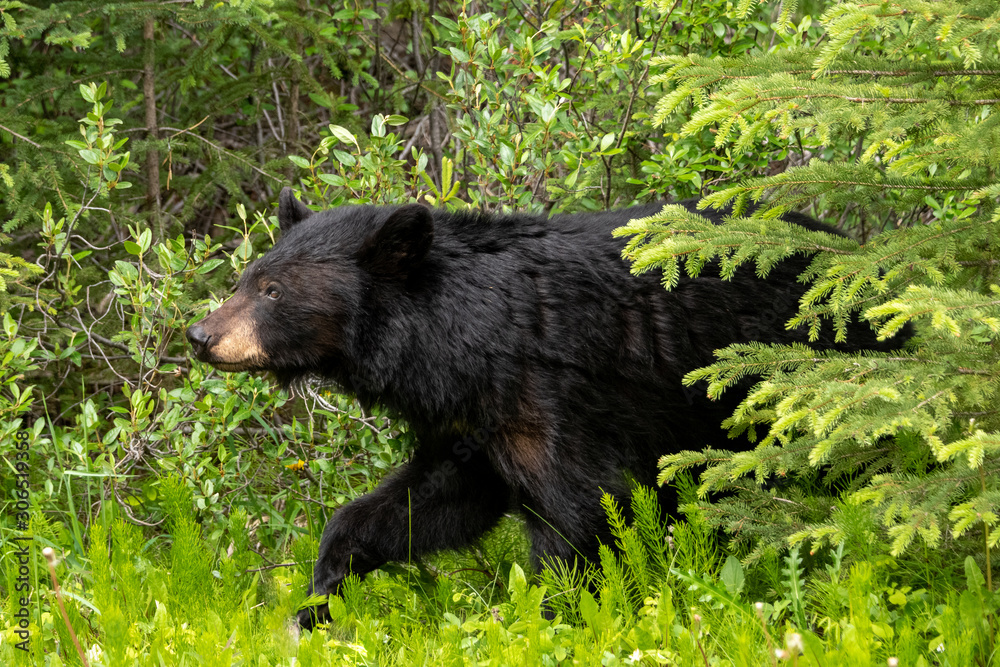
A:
[{"left": 187, "top": 188, "right": 903, "bottom": 629}]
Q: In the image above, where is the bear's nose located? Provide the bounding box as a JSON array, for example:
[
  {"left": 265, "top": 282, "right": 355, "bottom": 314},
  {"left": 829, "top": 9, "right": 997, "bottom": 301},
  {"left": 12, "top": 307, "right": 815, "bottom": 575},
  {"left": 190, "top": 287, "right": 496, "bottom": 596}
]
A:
[{"left": 186, "top": 324, "right": 211, "bottom": 353}]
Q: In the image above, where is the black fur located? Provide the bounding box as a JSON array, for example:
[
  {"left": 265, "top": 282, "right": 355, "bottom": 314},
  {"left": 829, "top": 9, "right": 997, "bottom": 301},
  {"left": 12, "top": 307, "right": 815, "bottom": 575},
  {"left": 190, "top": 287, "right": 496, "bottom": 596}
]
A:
[{"left": 190, "top": 191, "right": 905, "bottom": 629}]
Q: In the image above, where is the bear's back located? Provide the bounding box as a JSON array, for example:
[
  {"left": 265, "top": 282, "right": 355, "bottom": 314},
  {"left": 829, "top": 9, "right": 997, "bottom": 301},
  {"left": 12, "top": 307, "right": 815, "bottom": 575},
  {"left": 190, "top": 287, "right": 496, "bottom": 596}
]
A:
[{"left": 406, "top": 202, "right": 892, "bottom": 458}]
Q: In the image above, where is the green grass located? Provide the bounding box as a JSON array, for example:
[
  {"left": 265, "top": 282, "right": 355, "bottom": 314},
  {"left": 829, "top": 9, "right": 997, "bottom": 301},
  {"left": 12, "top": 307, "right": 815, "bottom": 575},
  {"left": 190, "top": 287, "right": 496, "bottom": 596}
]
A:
[{"left": 2, "top": 486, "right": 997, "bottom": 666}]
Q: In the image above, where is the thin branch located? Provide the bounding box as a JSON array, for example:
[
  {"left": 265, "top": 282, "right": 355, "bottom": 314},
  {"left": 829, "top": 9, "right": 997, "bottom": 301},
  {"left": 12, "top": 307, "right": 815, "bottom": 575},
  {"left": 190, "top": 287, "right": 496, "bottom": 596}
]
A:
[
  {"left": 733, "top": 178, "right": 982, "bottom": 192},
  {"left": 61, "top": 320, "right": 188, "bottom": 365},
  {"left": 742, "top": 90, "right": 1000, "bottom": 106},
  {"left": 701, "top": 68, "right": 1000, "bottom": 81},
  {"left": 143, "top": 15, "right": 164, "bottom": 239},
  {"left": 160, "top": 127, "right": 284, "bottom": 182},
  {"left": 0, "top": 124, "right": 42, "bottom": 148},
  {"left": 245, "top": 562, "right": 298, "bottom": 574}
]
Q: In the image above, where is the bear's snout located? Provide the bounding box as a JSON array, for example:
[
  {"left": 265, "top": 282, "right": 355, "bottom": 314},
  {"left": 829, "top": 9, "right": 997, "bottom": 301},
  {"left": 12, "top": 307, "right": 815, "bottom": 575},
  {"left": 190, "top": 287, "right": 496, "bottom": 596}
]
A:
[
  {"left": 186, "top": 324, "right": 211, "bottom": 357},
  {"left": 185, "top": 299, "right": 270, "bottom": 371}
]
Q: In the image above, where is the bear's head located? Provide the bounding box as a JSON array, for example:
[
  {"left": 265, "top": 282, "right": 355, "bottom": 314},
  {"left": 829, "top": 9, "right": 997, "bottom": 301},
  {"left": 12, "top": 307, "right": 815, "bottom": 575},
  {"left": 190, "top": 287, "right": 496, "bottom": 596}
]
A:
[{"left": 186, "top": 188, "right": 433, "bottom": 384}]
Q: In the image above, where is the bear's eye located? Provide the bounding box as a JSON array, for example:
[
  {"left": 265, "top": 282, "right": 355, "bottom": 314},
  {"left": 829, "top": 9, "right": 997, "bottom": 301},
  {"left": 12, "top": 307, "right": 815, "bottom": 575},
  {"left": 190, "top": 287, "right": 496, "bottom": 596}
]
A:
[{"left": 266, "top": 287, "right": 280, "bottom": 300}]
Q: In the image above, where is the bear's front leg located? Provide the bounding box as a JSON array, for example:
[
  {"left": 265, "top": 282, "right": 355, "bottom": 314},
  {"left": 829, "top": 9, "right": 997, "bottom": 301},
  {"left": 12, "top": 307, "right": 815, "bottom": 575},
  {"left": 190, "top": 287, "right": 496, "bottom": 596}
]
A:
[
  {"left": 295, "top": 499, "right": 384, "bottom": 630},
  {"left": 298, "top": 446, "right": 509, "bottom": 630}
]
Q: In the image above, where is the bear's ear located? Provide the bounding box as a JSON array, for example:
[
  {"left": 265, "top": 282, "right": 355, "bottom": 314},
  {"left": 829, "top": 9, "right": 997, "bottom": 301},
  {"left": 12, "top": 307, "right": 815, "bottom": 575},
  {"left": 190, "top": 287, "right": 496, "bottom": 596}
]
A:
[
  {"left": 278, "top": 187, "right": 313, "bottom": 233},
  {"left": 357, "top": 204, "right": 434, "bottom": 277}
]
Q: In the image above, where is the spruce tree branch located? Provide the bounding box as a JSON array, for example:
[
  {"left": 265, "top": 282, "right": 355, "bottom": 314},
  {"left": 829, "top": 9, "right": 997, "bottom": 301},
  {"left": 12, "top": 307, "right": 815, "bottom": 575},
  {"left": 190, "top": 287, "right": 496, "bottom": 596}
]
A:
[
  {"left": 885, "top": 299, "right": 1000, "bottom": 320},
  {"left": 734, "top": 178, "right": 978, "bottom": 192},
  {"left": 0, "top": 124, "right": 42, "bottom": 148},
  {"left": 824, "top": 68, "right": 1000, "bottom": 77},
  {"left": 14, "top": 70, "right": 144, "bottom": 110},
  {"left": 803, "top": 220, "right": 974, "bottom": 312},
  {"left": 160, "top": 127, "right": 284, "bottom": 182},
  {"left": 957, "top": 259, "right": 1000, "bottom": 266},
  {"left": 866, "top": 464, "right": 1000, "bottom": 498},
  {"left": 704, "top": 68, "right": 1000, "bottom": 80},
  {"left": 652, "top": 232, "right": 854, "bottom": 256},
  {"left": 739, "top": 91, "right": 1000, "bottom": 106},
  {"left": 165, "top": 116, "right": 210, "bottom": 140}
]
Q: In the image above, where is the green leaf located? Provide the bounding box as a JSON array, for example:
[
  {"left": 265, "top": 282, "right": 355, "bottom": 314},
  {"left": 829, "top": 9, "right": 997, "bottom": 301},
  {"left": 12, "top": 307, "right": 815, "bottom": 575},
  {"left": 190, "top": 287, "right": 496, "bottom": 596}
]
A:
[
  {"left": 288, "top": 155, "right": 311, "bottom": 169},
  {"left": 123, "top": 241, "right": 143, "bottom": 256},
  {"left": 499, "top": 143, "right": 515, "bottom": 166},
  {"left": 79, "top": 149, "right": 102, "bottom": 164},
  {"left": 3, "top": 312, "right": 16, "bottom": 337},
  {"left": 235, "top": 238, "right": 253, "bottom": 261},
  {"left": 720, "top": 555, "right": 745, "bottom": 596},
  {"left": 102, "top": 425, "right": 122, "bottom": 446},
  {"left": 308, "top": 92, "right": 333, "bottom": 108},
  {"left": 965, "top": 556, "right": 986, "bottom": 591},
  {"left": 318, "top": 173, "right": 345, "bottom": 186},
  {"left": 195, "top": 259, "right": 224, "bottom": 275},
  {"left": 328, "top": 124, "right": 358, "bottom": 147},
  {"left": 565, "top": 165, "right": 580, "bottom": 188},
  {"left": 672, "top": 568, "right": 754, "bottom": 617},
  {"left": 113, "top": 260, "right": 138, "bottom": 282},
  {"left": 579, "top": 589, "right": 600, "bottom": 628},
  {"left": 332, "top": 150, "right": 356, "bottom": 167},
  {"left": 783, "top": 548, "right": 808, "bottom": 630},
  {"left": 435, "top": 15, "right": 460, "bottom": 32}
]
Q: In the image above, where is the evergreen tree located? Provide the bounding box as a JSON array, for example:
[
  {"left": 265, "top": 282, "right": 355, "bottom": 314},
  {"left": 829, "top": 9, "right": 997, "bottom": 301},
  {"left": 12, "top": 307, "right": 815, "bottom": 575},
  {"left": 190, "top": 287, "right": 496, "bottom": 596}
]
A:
[{"left": 617, "top": 0, "right": 1000, "bottom": 568}]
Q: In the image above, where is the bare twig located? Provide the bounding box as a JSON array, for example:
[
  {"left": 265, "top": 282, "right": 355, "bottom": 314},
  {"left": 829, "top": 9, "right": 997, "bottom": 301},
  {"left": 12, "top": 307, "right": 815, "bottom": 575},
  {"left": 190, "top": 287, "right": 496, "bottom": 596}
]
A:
[
  {"left": 245, "top": 562, "right": 299, "bottom": 574},
  {"left": 160, "top": 127, "right": 284, "bottom": 183},
  {"left": 42, "top": 548, "right": 90, "bottom": 667},
  {"left": 0, "top": 124, "right": 42, "bottom": 148}
]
